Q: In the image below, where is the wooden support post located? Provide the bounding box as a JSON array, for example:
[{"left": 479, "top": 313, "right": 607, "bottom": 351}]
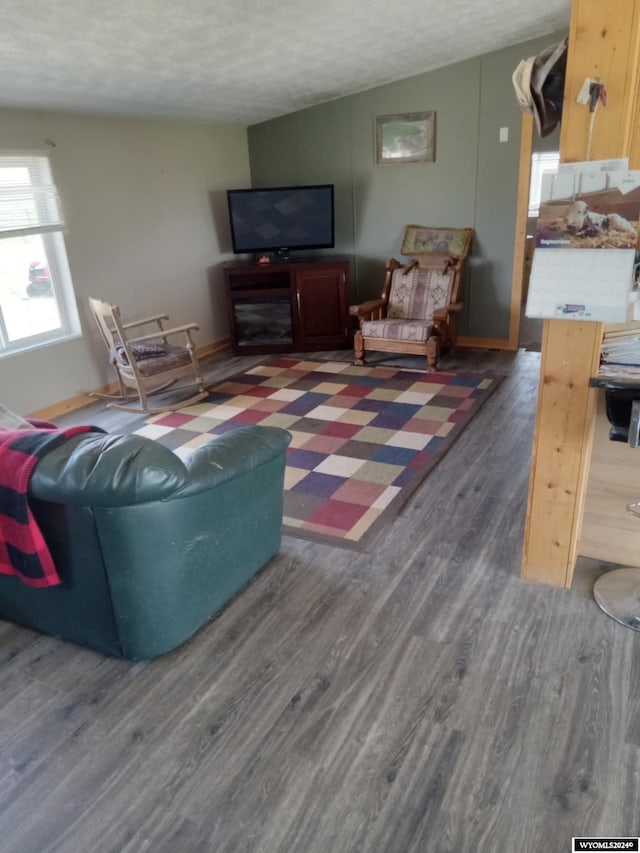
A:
[
  {"left": 508, "top": 113, "right": 534, "bottom": 350},
  {"left": 522, "top": 0, "right": 640, "bottom": 586}
]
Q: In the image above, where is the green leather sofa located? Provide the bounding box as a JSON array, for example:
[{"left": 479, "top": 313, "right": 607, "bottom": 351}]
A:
[{"left": 0, "top": 425, "right": 291, "bottom": 660}]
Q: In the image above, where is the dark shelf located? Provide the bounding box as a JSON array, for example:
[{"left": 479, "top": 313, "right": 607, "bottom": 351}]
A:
[{"left": 223, "top": 258, "right": 351, "bottom": 356}]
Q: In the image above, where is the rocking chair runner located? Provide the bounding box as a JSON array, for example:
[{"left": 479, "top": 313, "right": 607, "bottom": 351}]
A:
[
  {"left": 352, "top": 227, "right": 473, "bottom": 370},
  {"left": 88, "top": 298, "right": 207, "bottom": 413}
]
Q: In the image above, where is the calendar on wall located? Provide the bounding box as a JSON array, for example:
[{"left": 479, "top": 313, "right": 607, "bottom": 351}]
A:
[{"left": 526, "top": 159, "right": 640, "bottom": 322}]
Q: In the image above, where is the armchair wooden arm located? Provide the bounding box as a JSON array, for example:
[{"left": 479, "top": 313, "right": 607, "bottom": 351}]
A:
[
  {"left": 432, "top": 302, "right": 464, "bottom": 351},
  {"left": 350, "top": 299, "right": 388, "bottom": 322},
  {"left": 432, "top": 302, "right": 463, "bottom": 322}
]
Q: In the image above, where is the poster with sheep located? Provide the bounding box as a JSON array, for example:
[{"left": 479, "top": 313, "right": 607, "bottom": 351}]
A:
[{"left": 526, "top": 160, "right": 640, "bottom": 323}]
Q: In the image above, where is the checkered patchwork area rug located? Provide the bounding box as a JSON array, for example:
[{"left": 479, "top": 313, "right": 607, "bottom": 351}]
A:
[{"left": 134, "top": 357, "right": 501, "bottom": 551}]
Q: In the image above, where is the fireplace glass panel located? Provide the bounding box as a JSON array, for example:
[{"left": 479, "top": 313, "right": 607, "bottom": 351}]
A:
[{"left": 233, "top": 296, "right": 293, "bottom": 346}]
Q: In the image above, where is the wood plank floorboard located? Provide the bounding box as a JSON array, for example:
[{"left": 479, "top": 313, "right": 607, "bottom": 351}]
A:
[{"left": 2, "top": 347, "right": 639, "bottom": 852}]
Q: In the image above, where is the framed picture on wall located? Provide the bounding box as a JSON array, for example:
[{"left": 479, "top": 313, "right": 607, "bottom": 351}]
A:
[{"left": 375, "top": 112, "right": 436, "bottom": 164}]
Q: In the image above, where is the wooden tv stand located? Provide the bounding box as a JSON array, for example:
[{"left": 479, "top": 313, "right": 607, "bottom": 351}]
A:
[{"left": 224, "top": 258, "right": 351, "bottom": 355}]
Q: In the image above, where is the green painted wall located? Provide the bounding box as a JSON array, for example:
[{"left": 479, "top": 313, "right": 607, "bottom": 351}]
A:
[
  {"left": 246, "top": 99, "right": 356, "bottom": 261},
  {"left": 248, "top": 30, "right": 567, "bottom": 341}
]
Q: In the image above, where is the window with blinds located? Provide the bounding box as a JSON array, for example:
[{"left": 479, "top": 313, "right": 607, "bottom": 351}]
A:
[
  {"left": 0, "top": 156, "right": 64, "bottom": 237},
  {"left": 0, "top": 154, "right": 80, "bottom": 356},
  {"left": 528, "top": 151, "right": 560, "bottom": 218}
]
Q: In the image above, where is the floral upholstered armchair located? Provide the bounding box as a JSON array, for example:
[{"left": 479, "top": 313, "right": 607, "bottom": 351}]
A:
[{"left": 352, "top": 226, "right": 473, "bottom": 370}]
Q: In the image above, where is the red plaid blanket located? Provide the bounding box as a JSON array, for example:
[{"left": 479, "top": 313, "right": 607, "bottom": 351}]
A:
[{"left": 0, "top": 425, "right": 101, "bottom": 587}]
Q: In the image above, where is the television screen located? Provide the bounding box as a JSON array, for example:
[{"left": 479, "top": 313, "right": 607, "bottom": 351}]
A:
[{"left": 226, "top": 184, "right": 334, "bottom": 256}]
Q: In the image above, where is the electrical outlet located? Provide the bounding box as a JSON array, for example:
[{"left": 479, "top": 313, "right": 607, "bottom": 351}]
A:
[{"left": 577, "top": 77, "right": 601, "bottom": 104}]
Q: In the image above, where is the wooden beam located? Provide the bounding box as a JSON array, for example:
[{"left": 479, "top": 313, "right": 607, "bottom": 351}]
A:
[
  {"left": 561, "top": 0, "right": 640, "bottom": 161},
  {"left": 522, "top": 0, "right": 640, "bottom": 586},
  {"left": 629, "top": 28, "right": 640, "bottom": 171},
  {"left": 523, "top": 320, "right": 602, "bottom": 586},
  {"left": 507, "top": 113, "right": 534, "bottom": 350}
]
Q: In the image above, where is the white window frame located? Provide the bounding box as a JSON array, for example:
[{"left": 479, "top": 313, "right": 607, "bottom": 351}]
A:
[
  {"left": 528, "top": 151, "right": 561, "bottom": 218},
  {"left": 0, "top": 151, "right": 81, "bottom": 357}
]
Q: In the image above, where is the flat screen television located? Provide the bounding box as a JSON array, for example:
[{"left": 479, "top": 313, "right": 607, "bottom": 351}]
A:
[{"left": 226, "top": 184, "right": 334, "bottom": 258}]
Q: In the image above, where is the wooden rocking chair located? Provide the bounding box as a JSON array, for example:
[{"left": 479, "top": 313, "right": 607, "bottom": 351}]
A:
[{"left": 88, "top": 297, "right": 208, "bottom": 414}]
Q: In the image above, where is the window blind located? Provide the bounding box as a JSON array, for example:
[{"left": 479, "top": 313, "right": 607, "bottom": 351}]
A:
[
  {"left": 528, "top": 151, "right": 560, "bottom": 218},
  {"left": 0, "top": 155, "right": 64, "bottom": 238}
]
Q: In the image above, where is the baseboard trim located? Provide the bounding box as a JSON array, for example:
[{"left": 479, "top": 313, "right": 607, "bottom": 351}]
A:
[
  {"left": 457, "top": 335, "right": 517, "bottom": 351},
  {"left": 196, "top": 337, "right": 232, "bottom": 359},
  {"left": 27, "top": 337, "right": 232, "bottom": 420}
]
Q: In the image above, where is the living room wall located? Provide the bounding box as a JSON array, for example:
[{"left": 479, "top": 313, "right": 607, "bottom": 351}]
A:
[
  {"left": 248, "top": 30, "right": 567, "bottom": 342},
  {"left": 0, "top": 110, "right": 250, "bottom": 414}
]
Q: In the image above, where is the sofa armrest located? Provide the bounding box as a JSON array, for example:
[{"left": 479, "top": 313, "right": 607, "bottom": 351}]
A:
[
  {"left": 29, "top": 433, "right": 187, "bottom": 506},
  {"left": 30, "top": 426, "right": 291, "bottom": 506},
  {"left": 175, "top": 426, "right": 291, "bottom": 497}
]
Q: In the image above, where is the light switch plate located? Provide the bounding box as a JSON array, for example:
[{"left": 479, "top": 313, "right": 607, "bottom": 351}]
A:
[{"left": 499, "top": 126, "right": 509, "bottom": 143}]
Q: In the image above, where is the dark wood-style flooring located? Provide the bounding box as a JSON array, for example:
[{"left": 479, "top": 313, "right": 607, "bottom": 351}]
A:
[{"left": 1, "top": 348, "right": 638, "bottom": 852}]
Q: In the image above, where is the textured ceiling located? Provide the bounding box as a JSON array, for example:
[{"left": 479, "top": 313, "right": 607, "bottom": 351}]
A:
[{"left": 0, "top": 0, "right": 571, "bottom": 125}]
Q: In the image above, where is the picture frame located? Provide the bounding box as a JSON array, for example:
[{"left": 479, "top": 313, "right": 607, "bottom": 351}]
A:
[{"left": 375, "top": 112, "right": 436, "bottom": 165}]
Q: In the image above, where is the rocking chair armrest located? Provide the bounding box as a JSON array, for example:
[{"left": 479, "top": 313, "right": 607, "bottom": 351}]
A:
[
  {"left": 351, "top": 299, "right": 388, "bottom": 319},
  {"left": 128, "top": 323, "right": 200, "bottom": 344},
  {"left": 122, "top": 313, "right": 170, "bottom": 329}
]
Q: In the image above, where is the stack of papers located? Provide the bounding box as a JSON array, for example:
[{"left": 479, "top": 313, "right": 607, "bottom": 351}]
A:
[{"left": 599, "top": 334, "right": 640, "bottom": 376}]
